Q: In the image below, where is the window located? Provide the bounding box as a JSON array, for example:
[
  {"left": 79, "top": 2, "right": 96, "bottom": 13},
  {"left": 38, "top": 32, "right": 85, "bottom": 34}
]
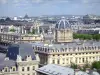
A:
[
  {"left": 33, "top": 73, "right": 35, "bottom": 75},
  {"left": 75, "top": 58, "right": 77, "bottom": 63},
  {"left": 13, "top": 68, "right": 15, "bottom": 71},
  {"left": 52, "top": 60, "right": 55, "bottom": 64},
  {"left": 57, "top": 59, "right": 60, "bottom": 64},
  {"left": 33, "top": 66, "right": 35, "bottom": 70},
  {"left": 63, "top": 58, "right": 65, "bottom": 64},
  {"left": 27, "top": 67, "right": 30, "bottom": 71},
  {"left": 53, "top": 55, "right": 55, "bottom": 56},
  {"left": 22, "top": 37, "right": 23, "bottom": 39},
  {"left": 83, "top": 58, "right": 84, "bottom": 63},
  {"left": 22, "top": 67, "right": 24, "bottom": 71},
  {"left": 5, "top": 68, "right": 8, "bottom": 72}
]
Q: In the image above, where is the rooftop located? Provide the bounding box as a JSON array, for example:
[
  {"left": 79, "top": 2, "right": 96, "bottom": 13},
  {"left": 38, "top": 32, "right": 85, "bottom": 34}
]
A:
[
  {"left": 0, "top": 32, "right": 42, "bottom": 37},
  {"left": 36, "top": 64, "right": 89, "bottom": 75},
  {"left": 55, "top": 17, "right": 71, "bottom": 29},
  {"left": 0, "top": 43, "right": 36, "bottom": 70},
  {"left": 0, "top": 53, "right": 15, "bottom": 70},
  {"left": 36, "top": 64, "right": 74, "bottom": 75},
  {"left": 6, "top": 43, "right": 36, "bottom": 60},
  {"left": 32, "top": 40, "right": 100, "bottom": 50}
]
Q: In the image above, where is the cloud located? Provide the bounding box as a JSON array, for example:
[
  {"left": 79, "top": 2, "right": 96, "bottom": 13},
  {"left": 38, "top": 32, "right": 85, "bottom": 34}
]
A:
[
  {"left": 1, "top": 0, "right": 100, "bottom": 5},
  {"left": 81, "top": 0, "right": 100, "bottom": 4},
  {"left": 0, "top": 0, "right": 7, "bottom": 4}
]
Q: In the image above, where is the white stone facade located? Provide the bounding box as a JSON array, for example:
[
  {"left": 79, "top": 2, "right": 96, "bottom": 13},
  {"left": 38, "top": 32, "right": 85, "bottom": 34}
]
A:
[
  {"left": 34, "top": 42, "right": 100, "bottom": 66},
  {"left": 0, "top": 55, "right": 39, "bottom": 75}
]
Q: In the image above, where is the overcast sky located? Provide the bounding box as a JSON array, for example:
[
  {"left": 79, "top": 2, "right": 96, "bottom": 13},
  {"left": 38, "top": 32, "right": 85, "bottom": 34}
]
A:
[{"left": 0, "top": 0, "right": 100, "bottom": 17}]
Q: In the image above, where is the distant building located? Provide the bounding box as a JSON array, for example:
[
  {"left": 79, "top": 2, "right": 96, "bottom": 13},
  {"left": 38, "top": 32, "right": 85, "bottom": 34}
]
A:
[
  {"left": 77, "top": 28, "right": 100, "bottom": 34},
  {"left": 13, "top": 17, "right": 18, "bottom": 20},
  {"left": 71, "top": 24, "right": 100, "bottom": 33},
  {"left": 0, "top": 32, "right": 44, "bottom": 43}
]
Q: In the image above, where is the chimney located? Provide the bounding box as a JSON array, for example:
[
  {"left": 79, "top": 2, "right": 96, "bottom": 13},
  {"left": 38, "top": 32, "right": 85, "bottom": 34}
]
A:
[
  {"left": 16, "top": 55, "right": 22, "bottom": 62},
  {"left": 26, "top": 55, "right": 32, "bottom": 61},
  {"left": 74, "top": 69, "right": 80, "bottom": 75},
  {"left": 86, "top": 68, "right": 90, "bottom": 73},
  {"left": 74, "top": 69, "right": 80, "bottom": 72},
  {"left": 36, "top": 54, "right": 40, "bottom": 62}
]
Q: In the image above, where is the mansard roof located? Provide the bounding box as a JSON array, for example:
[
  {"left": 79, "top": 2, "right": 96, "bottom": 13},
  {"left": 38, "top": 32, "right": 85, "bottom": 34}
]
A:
[{"left": 6, "top": 43, "right": 36, "bottom": 60}]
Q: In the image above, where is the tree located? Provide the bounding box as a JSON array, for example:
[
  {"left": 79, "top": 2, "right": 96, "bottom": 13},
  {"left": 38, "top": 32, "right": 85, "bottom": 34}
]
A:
[
  {"left": 28, "top": 29, "right": 35, "bottom": 34},
  {"left": 73, "top": 33, "right": 100, "bottom": 40},
  {"left": 10, "top": 28, "right": 16, "bottom": 32},
  {"left": 32, "top": 29, "right": 35, "bottom": 34},
  {"left": 92, "top": 61, "right": 100, "bottom": 70},
  {"left": 93, "top": 34, "right": 100, "bottom": 41},
  {"left": 70, "top": 63, "right": 78, "bottom": 69},
  {"left": 82, "top": 62, "right": 91, "bottom": 71}
]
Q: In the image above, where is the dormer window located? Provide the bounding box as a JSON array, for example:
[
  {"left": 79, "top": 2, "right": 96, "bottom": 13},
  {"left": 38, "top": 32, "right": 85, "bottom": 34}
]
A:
[
  {"left": 5, "top": 68, "right": 8, "bottom": 72},
  {"left": 28, "top": 55, "right": 30, "bottom": 57},
  {"left": 13, "top": 67, "right": 15, "bottom": 71}
]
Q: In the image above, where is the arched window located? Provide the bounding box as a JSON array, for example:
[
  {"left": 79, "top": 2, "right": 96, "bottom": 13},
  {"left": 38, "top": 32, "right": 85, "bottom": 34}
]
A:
[{"left": 5, "top": 68, "right": 8, "bottom": 72}]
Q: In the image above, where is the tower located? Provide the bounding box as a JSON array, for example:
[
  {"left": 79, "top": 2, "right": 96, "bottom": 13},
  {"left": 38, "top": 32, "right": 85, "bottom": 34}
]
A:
[{"left": 55, "top": 17, "right": 73, "bottom": 43}]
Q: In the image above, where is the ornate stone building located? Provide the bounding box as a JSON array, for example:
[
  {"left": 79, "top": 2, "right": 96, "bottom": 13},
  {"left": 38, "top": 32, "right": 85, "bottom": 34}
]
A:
[
  {"left": 33, "top": 41, "right": 100, "bottom": 67},
  {"left": 0, "top": 43, "right": 39, "bottom": 75},
  {"left": 54, "top": 17, "right": 73, "bottom": 43},
  {"left": 0, "top": 32, "right": 44, "bottom": 43}
]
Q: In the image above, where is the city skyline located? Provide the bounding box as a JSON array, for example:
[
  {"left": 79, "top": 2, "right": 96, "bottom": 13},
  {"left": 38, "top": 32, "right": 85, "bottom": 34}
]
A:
[{"left": 0, "top": 0, "right": 100, "bottom": 17}]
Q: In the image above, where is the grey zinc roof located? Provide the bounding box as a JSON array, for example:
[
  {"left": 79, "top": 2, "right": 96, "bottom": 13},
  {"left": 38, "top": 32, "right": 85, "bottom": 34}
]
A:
[
  {"left": 32, "top": 40, "right": 100, "bottom": 50},
  {"left": 36, "top": 64, "right": 74, "bottom": 75},
  {"left": 0, "top": 53, "right": 15, "bottom": 70},
  {"left": 43, "top": 34, "right": 54, "bottom": 40},
  {"left": 77, "top": 71, "right": 89, "bottom": 75},
  {"left": 89, "top": 71, "right": 100, "bottom": 75},
  {"left": 16, "top": 43, "right": 36, "bottom": 60},
  {"left": 92, "top": 71, "right": 100, "bottom": 75}
]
